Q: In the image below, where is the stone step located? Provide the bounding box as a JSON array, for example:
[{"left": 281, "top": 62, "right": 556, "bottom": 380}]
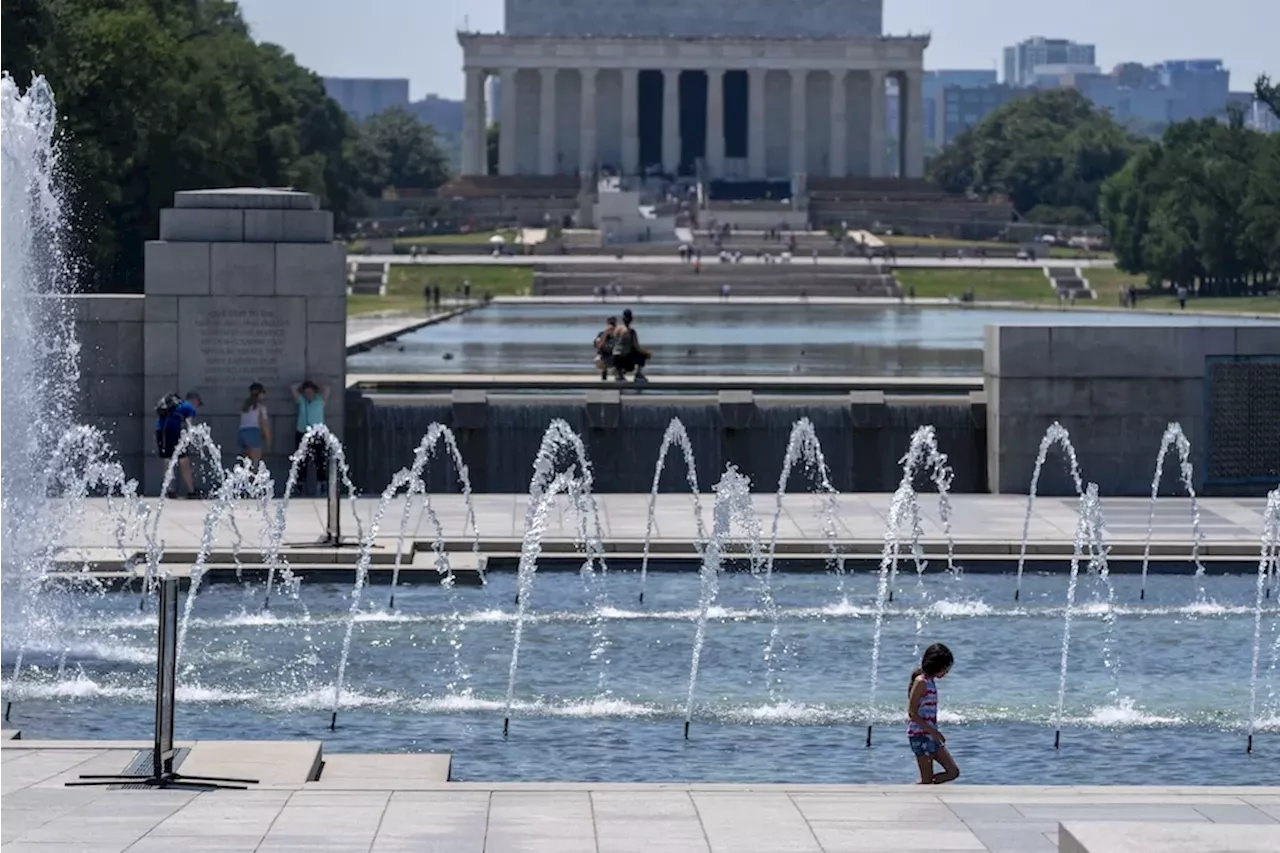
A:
[{"left": 310, "top": 753, "right": 452, "bottom": 788}]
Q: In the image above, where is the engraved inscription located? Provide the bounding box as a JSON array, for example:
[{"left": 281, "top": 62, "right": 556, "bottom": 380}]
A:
[{"left": 192, "top": 306, "right": 291, "bottom": 389}]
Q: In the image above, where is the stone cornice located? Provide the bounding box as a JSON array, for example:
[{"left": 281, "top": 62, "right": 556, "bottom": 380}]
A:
[{"left": 457, "top": 31, "right": 929, "bottom": 71}]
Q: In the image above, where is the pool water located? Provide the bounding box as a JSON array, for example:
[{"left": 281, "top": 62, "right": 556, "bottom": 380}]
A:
[
  {"left": 4, "top": 570, "right": 1276, "bottom": 784},
  {"left": 346, "top": 303, "right": 1276, "bottom": 377}
]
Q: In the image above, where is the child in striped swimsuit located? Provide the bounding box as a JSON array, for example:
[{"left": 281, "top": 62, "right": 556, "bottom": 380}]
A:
[{"left": 907, "top": 643, "right": 961, "bottom": 785}]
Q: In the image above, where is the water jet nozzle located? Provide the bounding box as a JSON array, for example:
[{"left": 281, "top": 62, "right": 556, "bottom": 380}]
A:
[
  {"left": 1013, "top": 589, "right": 1020, "bottom": 602},
  {"left": 4, "top": 702, "right": 10, "bottom": 722},
  {"left": 1053, "top": 730, "right": 1061, "bottom": 750},
  {"left": 1139, "top": 589, "right": 1146, "bottom": 601},
  {"left": 683, "top": 720, "right": 690, "bottom": 740},
  {"left": 865, "top": 725, "right": 872, "bottom": 748},
  {"left": 388, "top": 593, "right": 396, "bottom": 610},
  {"left": 1247, "top": 734, "right": 1253, "bottom": 754},
  {"left": 638, "top": 591, "right": 645, "bottom": 605},
  {"left": 503, "top": 717, "right": 510, "bottom": 737},
  {"left": 329, "top": 711, "right": 337, "bottom": 731}
]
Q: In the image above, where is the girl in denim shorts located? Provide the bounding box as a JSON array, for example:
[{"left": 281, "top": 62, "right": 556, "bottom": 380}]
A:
[{"left": 907, "top": 643, "right": 960, "bottom": 784}]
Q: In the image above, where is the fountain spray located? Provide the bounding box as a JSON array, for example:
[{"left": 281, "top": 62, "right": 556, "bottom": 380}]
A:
[
  {"left": 639, "top": 418, "right": 705, "bottom": 604},
  {"left": 503, "top": 472, "right": 578, "bottom": 736},
  {"left": 865, "top": 479, "right": 917, "bottom": 747},
  {"left": 1053, "top": 484, "right": 1101, "bottom": 749},
  {"left": 1246, "top": 489, "right": 1280, "bottom": 754},
  {"left": 1138, "top": 424, "right": 1204, "bottom": 601},
  {"left": 684, "top": 466, "right": 753, "bottom": 739},
  {"left": 1015, "top": 423, "right": 1085, "bottom": 602}
]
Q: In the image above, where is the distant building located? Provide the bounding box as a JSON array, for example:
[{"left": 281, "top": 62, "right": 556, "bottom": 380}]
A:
[
  {"left": 321, "top": 77, "right": 410, "bottom": 122},
  {"left": 1157, "top": 59, "right": 1229, "bottom": 121},
  {"left": 923, "top": 70, "right": 997, "bottom": 150},
  {"left": 1003, "top": 37, "right": 1095, "bottom": 87},
  {"left": 1071, "top": 71, "right": 1180, "bottom": 134},
  {"left": 935, "top": 83, "right": 1020, "bottom": 147},
  {"left": 1029, "top": 63, "right": 1101, "bottom": 87},
  {"left": 406, "top": 95, "right": 464, "bottom": 136}
]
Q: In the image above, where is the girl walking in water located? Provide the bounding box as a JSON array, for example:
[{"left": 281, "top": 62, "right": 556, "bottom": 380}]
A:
[{"left": 907, "top": 643, "right": 960, "bottom": 784}]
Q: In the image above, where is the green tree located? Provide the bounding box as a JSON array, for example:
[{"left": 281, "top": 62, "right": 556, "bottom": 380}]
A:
[
  {"left": 2, "top": 0, "right": 357, "bottom": 290},
  {"left": 927, "top": 89, "right": 1139, "bottom": 223},
  {"left": 1256, "top": 74, "right": 1280, "bottom": 119},
  {"left": 351, "top": 107, "right": 451, "bottom": 197}
]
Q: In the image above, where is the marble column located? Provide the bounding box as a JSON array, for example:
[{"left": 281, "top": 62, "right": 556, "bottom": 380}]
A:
[
  {"left": 789, "top": 69, "right": 807, "bottom": 177},
  {"left": 462, "top": 69, "right": 484, "bottom": 175},
  {"left": 868, "top": 69, "right": 886, "bottom": 178},
  {"left": 580, "top": 68, "right": 598, "bottom": 176},
  {"left": 747, "top": 69, "right": 766, "bottom": 179},
  {"left": 903, "top": 69, "right": 925, "bottom": 179},
  {"left": 662, "top": 68, "right": 680, "bottom": 174},
  {"left": 621, "top": 68, "right": 639, "bottom": 175},
  {"left": 498, "top": 69, "right": 517, "bottom": 176},
  {"left": 829, "top": 69, "right": 847, "bottom": 178},
  {"left": 705, "top": 68, "right": 725, "bottom": 179},
  {"left": 539, "top": 68, "right": 557, "bottom": 175}
]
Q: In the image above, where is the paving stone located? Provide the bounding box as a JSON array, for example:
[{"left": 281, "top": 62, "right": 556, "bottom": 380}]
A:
[
  {"left": 1193, "top": 802, "right": 1280, "bottom": 823},
  {"left": 808, "top": 823, "right": 985, "bottom": 852}
]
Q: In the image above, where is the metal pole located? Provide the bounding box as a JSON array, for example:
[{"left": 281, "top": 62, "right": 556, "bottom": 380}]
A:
[{"left": 325, "top": 453, "right": 340, "bottom": 546}]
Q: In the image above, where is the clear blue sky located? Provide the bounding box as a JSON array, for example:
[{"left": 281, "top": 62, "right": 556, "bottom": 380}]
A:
[{"left": 238, "top": 0, "right": 1277, "bottom": 100}]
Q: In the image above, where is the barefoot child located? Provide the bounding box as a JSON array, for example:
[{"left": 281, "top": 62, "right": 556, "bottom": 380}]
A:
[{"left": 907, "top": 643, "right": 961, "bottom": 784}]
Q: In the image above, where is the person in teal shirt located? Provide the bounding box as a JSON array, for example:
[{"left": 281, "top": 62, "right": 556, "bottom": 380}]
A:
[{"left": 292, "top": 380, "right": 329, "bottom": 496}]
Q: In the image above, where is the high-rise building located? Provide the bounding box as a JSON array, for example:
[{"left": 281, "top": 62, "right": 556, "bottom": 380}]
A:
[
  {"left": 935, "top": 84, "right": 1020, "bottom": 147},
  {"left": 1003, "top": 37, "right": 1095, "bottom": 87},
  {"left": 1157, "top": 60, "right": 1229, "bottom": 121},
  {"left": 321, "top": 77, "right": 410, "bottom": 122},
  {"left": 922, "top": 70, "right": 997, "bottom": 150}
]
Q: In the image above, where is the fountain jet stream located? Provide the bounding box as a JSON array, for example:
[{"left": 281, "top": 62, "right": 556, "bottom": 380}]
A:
[
  {"left": 759, "top": 419, "right": 842, "bottom": 696},
  {"left": 639, "top": 418, "right": 705, "bottom": 604},
  {"left": 262, "top": 425, "right": 365, "bottom": 611},
  {"left": 385, "top": 423, "right": 481, "bottom": 608},
  {"left": 503, "top": 472, "right": 580, "bottom": 735},
  {"left": 1247, "top": 489, "right": 1280, "bottom": 754},
  {"left": 1016, "top": 423, "right": 1086, "bottom": 602},
  {"left": 1138, "top": 423, "right": 1205, "bottom": 602},
  {"left": 685, "top": 466, "right": 755, "bottom": 738},
  {"left": 1053, "top": 484, "right": 1103, "bottom": 749},
  {"left": 865, "top": 478, "right": 920, "bottom": 746}
]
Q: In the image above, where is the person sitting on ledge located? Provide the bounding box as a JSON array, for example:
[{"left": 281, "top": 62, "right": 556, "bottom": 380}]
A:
[{"left": 611, "top": 308, "right": 651, "bottom": 383}]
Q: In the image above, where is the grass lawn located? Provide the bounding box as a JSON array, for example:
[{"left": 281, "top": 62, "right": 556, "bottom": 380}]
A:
[
  {"left": 1136, "top": 294, "right": 1280, "bottom": 314},
  {"left": 347, "top": 264, "right": 534, "bottom": 316},
  {"left": 1082, "top": 268, "right": 1147, "bottom": 306},
  {"left": 893, "top": 268, "right": 1055, "bottom": 302}
]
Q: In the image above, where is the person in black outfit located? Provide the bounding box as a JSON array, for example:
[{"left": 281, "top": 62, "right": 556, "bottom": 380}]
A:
[{"left": 611, "top": 308, "right": 651, "bottom": 381}]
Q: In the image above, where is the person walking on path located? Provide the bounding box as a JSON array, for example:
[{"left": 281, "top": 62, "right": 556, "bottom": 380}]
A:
[
  {"left": 154, "top": 390, "right": 203, "bottom": 499},
  {"left": 907, "top": 643, "right": 960, "bottom": 785},
  {"left": 238, "top": 382, "right": 271, "bottom": 469},
  {"left": 292, "top": 380, "right": 330, "bottom": 496}
]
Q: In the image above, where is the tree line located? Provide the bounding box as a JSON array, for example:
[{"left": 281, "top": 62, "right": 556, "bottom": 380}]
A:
[
  {"left": 929, "top": 84, "right": 1280, "bottom": 294},
  {"left": 2, "top": 0, "right": 451, "bottom": 291}
]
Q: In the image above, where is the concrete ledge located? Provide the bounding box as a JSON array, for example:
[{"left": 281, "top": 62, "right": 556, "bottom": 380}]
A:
[
  {"left": 451, "top": 389, "right": 489, "bottom": 429},
  {"left": 585, "top": 389, "right": 622, "bottom": 429},
  {"left": 312, "top": 753, "right": 452, "bottom": 788},
  {"left": 718, "top": 389, "right": 755, "bottom": 429},
  {"left": 179, "top": 740, "right": 323, "bottom": 786},
  {"left": 175, "top": 188, "right": 319, "bottom": 210},
  {"left": 1059, "top": 821, "right": 1280, "bottom": 852}
]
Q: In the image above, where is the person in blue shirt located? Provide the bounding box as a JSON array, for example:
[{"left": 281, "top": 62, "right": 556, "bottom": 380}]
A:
[
  {"left": 155, "top": 391, "right": 202, "bottom": 498},
  {"left": 292, "top": 380, "right": 329, "bottom": 496}
]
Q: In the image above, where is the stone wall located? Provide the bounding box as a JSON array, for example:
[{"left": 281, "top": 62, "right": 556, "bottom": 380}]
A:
[
  {"left": 985, "top": 324, "right": 1280, "bottom": 497},
  {"left": 504, "top": 0, "right": 883, "bottom": 39},
  {"left": 142, "top": 188, "right": 347, "bottom": 493},
  {"left": 71, "top": 295, "right": 147, "bottom": 485},
  {"left": 343, "top": 391, "right": 988, "bottom": 495}
]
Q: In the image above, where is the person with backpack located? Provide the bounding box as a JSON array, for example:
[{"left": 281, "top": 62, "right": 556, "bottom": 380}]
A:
[
  {"left": 154, "top": 391, "right": 202, "bottom": 499},
  {"left": 292, "top": 380, "right": 330, "bottom": 496},
  {"left": 593, "top": 315, "right": 618, "bottom": 380},
  {"left": 611, "top": 308, "right": 651, "bottom": 382}
]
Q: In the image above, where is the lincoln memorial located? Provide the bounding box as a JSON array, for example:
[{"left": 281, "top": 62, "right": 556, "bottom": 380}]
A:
[{"left": 457, "top": 0, "right": 927, "bottom": 182}]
